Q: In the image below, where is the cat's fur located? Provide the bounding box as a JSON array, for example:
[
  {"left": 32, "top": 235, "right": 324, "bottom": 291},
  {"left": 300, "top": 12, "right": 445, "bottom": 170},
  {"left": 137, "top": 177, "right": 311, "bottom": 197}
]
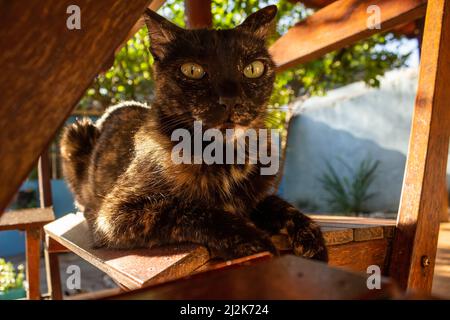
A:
[{"left": 60, "top": 6, "right": 328, "bottom": 261}]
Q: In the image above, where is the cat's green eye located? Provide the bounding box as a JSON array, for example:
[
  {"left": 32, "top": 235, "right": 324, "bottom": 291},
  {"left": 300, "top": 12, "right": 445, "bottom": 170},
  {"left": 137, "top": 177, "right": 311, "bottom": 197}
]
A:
[
  {"left": 180, "top": 62, "right": 205, "bottom": 79},
  {"left": 243, "top": 60, "right": 265, "bottom": 78}
]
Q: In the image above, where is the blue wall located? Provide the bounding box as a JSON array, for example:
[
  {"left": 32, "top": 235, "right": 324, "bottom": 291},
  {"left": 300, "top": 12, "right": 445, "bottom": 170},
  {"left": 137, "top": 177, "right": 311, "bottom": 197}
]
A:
[{"left": 0, "top": 180, "right": 76, "bottom": 257}]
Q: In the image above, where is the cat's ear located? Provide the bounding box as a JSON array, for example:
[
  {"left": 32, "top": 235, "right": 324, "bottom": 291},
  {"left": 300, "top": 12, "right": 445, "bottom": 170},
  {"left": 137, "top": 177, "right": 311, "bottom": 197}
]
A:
[
  {"left": 237, "top": 5, "right": 277, "bottom": 40},
  {"left": 143, "top": 8, "right": 182, "bottom": 60}
]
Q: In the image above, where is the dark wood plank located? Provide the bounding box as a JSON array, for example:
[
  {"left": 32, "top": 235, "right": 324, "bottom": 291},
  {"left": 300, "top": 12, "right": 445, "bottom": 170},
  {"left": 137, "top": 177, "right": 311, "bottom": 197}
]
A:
[
  {"left": 111, "top": 1, "right": 166, "bottom": 60},
  {"left": 44, "top": 213, "right": 210, "bottom": 290},
  {"left": 44, "top": 235, "right": 63, "bottom": 300},
  {"left": 322, "top": 223, "right": 384, "bottom": 242},
  {"left": 0, "top": 207, "right": 54, "bottom": 231},
  {"left": 66, "top": 288, "right": 124, "bottom": 300},
  {"left": 322, "top": 226, "right": 355, "bottom": 244},
  {"left": 272, "top": 226, "right": 354, "bottom": 250},
  {"left": 38, "top": 149, "right": 53, "bottom": 208},
  {"left": 390, "top": 0, "right": 450, "bottom": 293},
  {"left": 328, "top": 239, "right": 391, "bottom": 273},
  {"left": 313, "top": 214, "right": 396, "bottom": 239},
  {"left": 195, "top": 252, "right": 272, "bottom": 273},
  {"left": 310, "top": 214, "right": 396, "bottom": 226},
  {"left": 107, "top": 255, "right": 401, "bottom": 299},
  {"left": 25, "top": 228, "right": 41, "bottom": 300},
  {"left": 185, "top": 0, "right": 212, "bottom": 29},
  {"left": 0, "top": 0, "right": 151, "bottom": 214},
  {"left": 440, "top": 176, "right": 449, "bottom": 222},
  {"left": 293, "top": 0, "right": 336, "bottom": 9},
  {"left": 272, "top": 230, "right": 391, "bottom": 273},
  {"left": 269, "top": 0, "right": 427, "bottom": 72}
]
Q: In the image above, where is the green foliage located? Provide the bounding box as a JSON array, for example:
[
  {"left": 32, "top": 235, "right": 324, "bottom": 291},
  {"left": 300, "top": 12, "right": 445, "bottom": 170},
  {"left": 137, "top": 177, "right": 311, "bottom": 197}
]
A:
[
  {"left": 0, "top": 259, "right": 24, "bottom": 292},
  {"left": 319, "top": 158, "right": 380, "bottom": 215},
  {"left": 78, "top": 28, "right": 154, "bottom": 111},
  {"left": 77, "top": 0, "right": 411, "bottom": 130}
]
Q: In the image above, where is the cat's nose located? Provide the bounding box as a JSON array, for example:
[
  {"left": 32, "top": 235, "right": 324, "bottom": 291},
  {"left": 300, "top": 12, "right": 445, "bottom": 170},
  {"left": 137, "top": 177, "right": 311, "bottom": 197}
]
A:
[{"left": 219, "top": 96, "right": 241, "bottom": 110}]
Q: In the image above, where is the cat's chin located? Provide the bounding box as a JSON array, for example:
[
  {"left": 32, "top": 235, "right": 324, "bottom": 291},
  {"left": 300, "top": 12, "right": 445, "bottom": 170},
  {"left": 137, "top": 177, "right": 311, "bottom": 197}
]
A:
[{"left": 218, "top": 121, "right": 237, "bottom": 130}]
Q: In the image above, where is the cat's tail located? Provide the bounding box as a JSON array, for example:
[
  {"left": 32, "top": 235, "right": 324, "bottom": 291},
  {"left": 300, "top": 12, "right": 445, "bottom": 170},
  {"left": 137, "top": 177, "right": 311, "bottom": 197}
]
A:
[{"left": 60, "top": 118, "right": 100, "bottom": 199}]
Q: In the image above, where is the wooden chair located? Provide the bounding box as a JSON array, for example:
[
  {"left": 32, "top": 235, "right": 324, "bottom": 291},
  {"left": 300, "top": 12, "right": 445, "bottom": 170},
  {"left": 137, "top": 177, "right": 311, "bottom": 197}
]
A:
[
  {"left": 42, "top": 211, "right": 395, "bottom": 298},
  {"left": 0, "top": 207, "right": 54, "bottom": 299},
  {"left": 0, "top": 153, "right": 55, "bottom": 300},
  {"left": 1, "top": 0, "right": 449, "bottom": 298}
]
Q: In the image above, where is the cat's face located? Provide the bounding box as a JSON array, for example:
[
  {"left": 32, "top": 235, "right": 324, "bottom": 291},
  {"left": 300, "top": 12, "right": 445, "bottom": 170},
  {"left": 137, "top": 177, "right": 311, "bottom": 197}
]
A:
[{"left": 144, "top": 6, "right": 277, "bottom": 130}]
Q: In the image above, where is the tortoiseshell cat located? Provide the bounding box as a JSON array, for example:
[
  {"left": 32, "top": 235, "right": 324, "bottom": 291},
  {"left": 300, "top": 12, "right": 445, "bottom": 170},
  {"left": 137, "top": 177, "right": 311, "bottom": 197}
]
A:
[{"left": 61, "top": 6, "right": 327, "bottom": 261}]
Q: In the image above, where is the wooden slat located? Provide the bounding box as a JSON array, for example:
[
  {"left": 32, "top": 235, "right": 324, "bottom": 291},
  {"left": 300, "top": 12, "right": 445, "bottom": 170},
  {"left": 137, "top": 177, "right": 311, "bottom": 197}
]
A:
[
  {"left": 270, "top": 215, "right": 393, "bottom": 273},
  {"left": 108, "top": 255, "right": 401, "bottom": 300},
  {"left": 44, "top": 235, "right": 63, "bottom": 300},
  {"left": 322, "top": 226, "right": 354, "bottom": 244},
  {"left": 390, "top": 0, "right": 450, "bottom": 293},
  {"left": 272, "top": 215, "right": 395, "bottom": 249},
  {"left": 269, "top": 0, "right": 427, "bottom": 72},
  {"left": 440, "top": 177, "right": 449, "bottom": 222},
  {"left": 195, "top": 252, "right": 272, "bottom": 273},
  {"left": 38, "top": 149, "right": 53, "bottom": 208},
  {"left": 272, "top": 229, "right": 391, "bottom": 273},
  {"left": 328, "top": 239, "right": 392, "bottom": 273},
  {"left": 44, "top": 213, "right": 210, "bottom": 290},
  {"left": 0, "top": 207, "right": 54, "bottom": 231},
  {"left": 111, "top": 0, "right": 166, "bottom": 57},
  {"left": 313, "top": 214, "right": 396, "bottom": 239},
  {"left": 0, "top": 0, "right": 152, "bottom": 214},
  {"left": 185, "top": 0, "right": 212, "bottom": 29},
  {"left": 314, "top": 215, "right": 395, "bottom": 241},
  {"left": 25, "top": 229, "right": 41, "bottom": 300},
  {"left": 292, "top": 0, "right": 336, "bottom": 9},
  {"left": 66, "top": 288, "right": 124, "bottom": 300},
  {"left": 310, "top": 214, "right": 396, "bottom": 225},
  {"left": 272, "top": 226, "right": 354, "bottom": 249},
  {"left": 322, "top": 223, "right": 384, "bottom": 241}
]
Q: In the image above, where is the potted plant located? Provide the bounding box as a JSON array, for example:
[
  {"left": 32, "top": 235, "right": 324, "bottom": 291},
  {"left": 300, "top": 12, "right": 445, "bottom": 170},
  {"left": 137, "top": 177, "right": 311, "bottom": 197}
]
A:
[{"left": 0, "top": 258, "right": 26, "bottom": 300}]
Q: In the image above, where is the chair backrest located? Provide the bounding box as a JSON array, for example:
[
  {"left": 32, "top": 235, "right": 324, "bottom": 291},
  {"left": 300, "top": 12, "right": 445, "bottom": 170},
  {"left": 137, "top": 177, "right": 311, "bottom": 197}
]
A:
[{"left": 270, "top": 0, "right": 449, "bottom": 294}]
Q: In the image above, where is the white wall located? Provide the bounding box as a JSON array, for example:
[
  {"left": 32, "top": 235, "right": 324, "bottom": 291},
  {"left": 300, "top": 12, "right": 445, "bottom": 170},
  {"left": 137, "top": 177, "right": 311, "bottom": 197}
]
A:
[{"left": 280, "top": 68, "right": 433, "bottom": 213}]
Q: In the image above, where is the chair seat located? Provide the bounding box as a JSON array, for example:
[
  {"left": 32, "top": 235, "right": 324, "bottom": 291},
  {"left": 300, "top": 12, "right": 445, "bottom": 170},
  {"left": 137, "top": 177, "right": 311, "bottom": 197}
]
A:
[
  {"left": 44, "top": 213, "right": 210, "bottom": 290},
  {"left": 44, "top": 212, "right": 396, "bottom": 290}
]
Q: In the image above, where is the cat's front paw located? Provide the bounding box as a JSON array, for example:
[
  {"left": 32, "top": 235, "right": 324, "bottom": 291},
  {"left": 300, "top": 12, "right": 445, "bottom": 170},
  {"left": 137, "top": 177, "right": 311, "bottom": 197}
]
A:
[
  {"left": 287, "top": 215, "right": 328, "bottom": 262},
  {"left": 218, "top": 235, "right": 279, "bottom": 260}
]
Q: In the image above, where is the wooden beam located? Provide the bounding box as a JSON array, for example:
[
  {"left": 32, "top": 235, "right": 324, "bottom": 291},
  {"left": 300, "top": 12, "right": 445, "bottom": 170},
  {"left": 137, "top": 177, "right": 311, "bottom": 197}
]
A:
[
  {"left": 0, "top": 0, "right": 152, "bottom": 214},
  {"left": 289, "top": 0, "right": 337, "bottom": 9},
  {"left": 185, "top": 0, "right": 212, "bottom": 29},
  {"left": 270, "top": 0, "right": 427, "bottom": 72},
  {"left": 111, "top": 0, "right": 166, "bottom": 57},
  {"left": 108, "top": 255, "right": 401, "bottom": 300},
  {"left": 44, "top": 235, "right": 63, "bottom": 300},
  {"left": 389, "top": 0, "right": 450, "bottom": 293},
  {"left": 0, "top": 207, "right": 54, "bottom": 231},
  {"left": 25, "top": 228, "right": 41, "bottom": 300},
  {"left": 38, "top": 149, "right": 53, "bottom": 208},
  {"left": 440, "top": 176, "right": 449, "bottom": 222}
]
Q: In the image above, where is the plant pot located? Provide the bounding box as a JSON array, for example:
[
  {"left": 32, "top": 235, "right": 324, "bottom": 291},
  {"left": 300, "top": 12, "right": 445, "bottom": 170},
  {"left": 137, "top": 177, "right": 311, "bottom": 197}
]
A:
[{"left": 0, "top": 287, "right": 26, "bottom": 300}]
